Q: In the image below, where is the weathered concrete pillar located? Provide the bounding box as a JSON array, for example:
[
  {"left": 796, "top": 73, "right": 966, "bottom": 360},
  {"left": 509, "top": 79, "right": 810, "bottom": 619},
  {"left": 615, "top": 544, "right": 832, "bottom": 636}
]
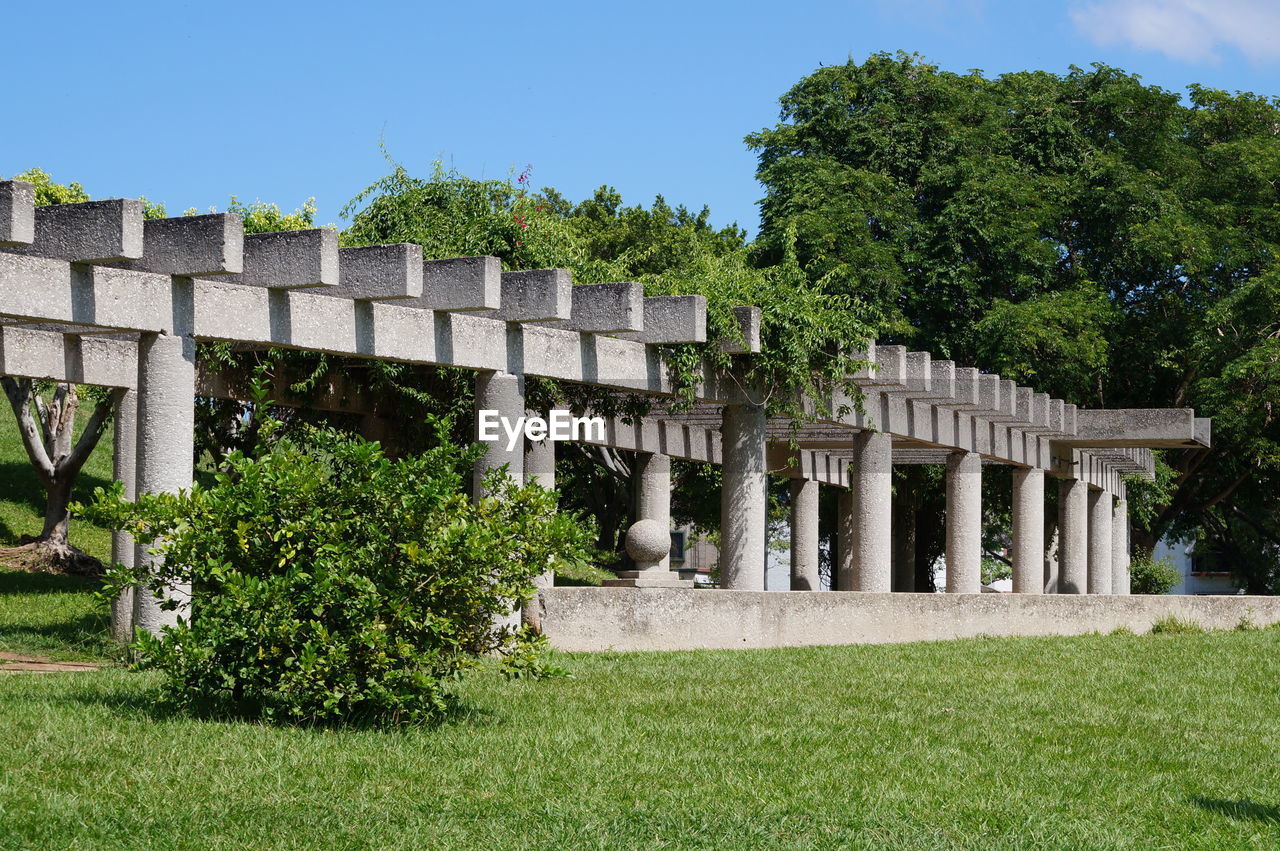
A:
[
  {"left": 789, "top": 478, "right": 820, "bottom": 591},
  {"left": 719, "top": 402, "right": 767, "bottom": 591},
  {"left": 945, "top": 451, "right": 982, "bottom": 594},
  {"left": 132, "top": 333, "right": 195, "bottom": 636},
  {"left": 109, "top": 388, "right": 137, "bottom": 642},
  {"left": 473, "top": 370, "right": 524, "bottom": 498},
  {"left": 1012, "top": 466, "right": 1044, "bottom": 595},
  {"left": 1058, "top": 477, "right": 1088, "bottom": 594},
  {"left": 636, "top": 452, "right": 672, "bottom": 571},
  {"left": 1088, "top": 487, "right": 1113, "bottom": 595},
  {"left": 835, "top": 488, "right": 855, "bottom": 591},
  {"left": 523, "top": 425, "right": 556, "bottom": 490},
  {"left": 1112, "top": 496, "right": 1131, "bottom": 595},
  {"left": 850, "top": 430, "right": 892, "bottom": 592}
]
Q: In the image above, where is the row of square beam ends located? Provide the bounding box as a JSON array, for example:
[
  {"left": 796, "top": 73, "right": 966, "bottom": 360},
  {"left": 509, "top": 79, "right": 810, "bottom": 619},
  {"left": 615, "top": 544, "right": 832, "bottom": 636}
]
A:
[{"left": 0, "top": 180, "right": 1209, "bottom": 490}]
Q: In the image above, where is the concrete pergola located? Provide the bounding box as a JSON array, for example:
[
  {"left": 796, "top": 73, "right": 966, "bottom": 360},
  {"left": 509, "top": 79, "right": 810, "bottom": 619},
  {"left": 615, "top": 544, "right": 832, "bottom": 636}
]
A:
[{"left": 0, "top": 181, "right": 1213, "bottom": 642}]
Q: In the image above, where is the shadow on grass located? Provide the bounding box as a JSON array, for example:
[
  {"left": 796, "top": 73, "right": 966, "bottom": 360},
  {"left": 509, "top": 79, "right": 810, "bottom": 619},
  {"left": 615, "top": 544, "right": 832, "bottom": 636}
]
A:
[
  {"left": 67, "top": 679, "right": 501, "bottom": 732},
  {"left": 1193, "top": 796, "right": 1280, "bottom": 824},
  {"left": 0, "top": 569, "right": 101, "bottom": 596},
  {"left": 0, "top": 610, "right": 110, "bottom": 650},
  {"left": 0, "top": 461, "right": 113, "bottom": 524}
]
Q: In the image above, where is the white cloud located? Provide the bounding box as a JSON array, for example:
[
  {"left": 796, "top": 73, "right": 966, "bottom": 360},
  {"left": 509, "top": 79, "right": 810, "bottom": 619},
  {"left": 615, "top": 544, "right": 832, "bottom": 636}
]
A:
[{"left": 1070, "top": 0, "right": 1280, "bottom": 64}]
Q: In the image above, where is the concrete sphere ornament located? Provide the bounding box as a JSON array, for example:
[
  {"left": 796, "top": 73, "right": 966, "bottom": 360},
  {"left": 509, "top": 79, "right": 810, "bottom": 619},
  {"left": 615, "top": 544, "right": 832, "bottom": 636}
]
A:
[{"left": 625, "top": 519, "right": 670, "bottom": 564}]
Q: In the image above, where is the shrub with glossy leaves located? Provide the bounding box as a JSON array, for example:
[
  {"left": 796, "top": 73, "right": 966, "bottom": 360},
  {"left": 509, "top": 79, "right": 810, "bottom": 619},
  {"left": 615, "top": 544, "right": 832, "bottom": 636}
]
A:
[{"left": 84, "top": 424, "right": 595, "bottom": 726}]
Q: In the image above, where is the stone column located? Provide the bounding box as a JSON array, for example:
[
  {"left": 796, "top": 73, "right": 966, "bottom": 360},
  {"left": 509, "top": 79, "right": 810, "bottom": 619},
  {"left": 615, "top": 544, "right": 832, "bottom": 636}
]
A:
[
  {"left": 1112, "top": 496, "right": 1131, "bottom": 595},
  {"left": 473, "top": 370, "right": 524, "bottom": 498},
  {"left": 789, "top": 478, "right": 819, "bottom": 591},
  {"left": 524, "top": 415, "right": 556, "bottom": 592},
  {"left": 523, "top": 425, "right": 556, "bottom": 490},
  {"left": 1058, "top": 477, "right": 1088, "bottom": 594},
  {"left": 109, "top": 388, "right": 138, "bottom": 642},
  {"left": 636, "top": 452, "right": 672, "bottom": 571},
  {"left": 850, "top": 430, "right": 892, "bottom": 592},
  {"left": 1011, "top": 466, "right": 1044, "bottom": 595},
  {"left": 1088, "top": 487, "right": 1113, "bottom": 595},
  {"left": 132, "top": 333, "right": 196, "bottom": 636},
  {"left": 835, "top": 488, "right": 855, "bottom": 591},
  {"left": 945, "top": 450, "right": 982, "bottom": 593},
  {"left": 720, "top": 402, "right": 767, "bottom": 591}
]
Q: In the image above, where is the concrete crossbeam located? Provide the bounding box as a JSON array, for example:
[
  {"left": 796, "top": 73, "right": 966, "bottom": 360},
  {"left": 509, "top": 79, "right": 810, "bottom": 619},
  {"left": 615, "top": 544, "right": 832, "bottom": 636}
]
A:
[
  {"left": 0, "top": 326, "right": 137, "bottom": 388},
  {"left": 719, "top": 305, "right": 762, "bottom": 354},
  {"left": 0, "top": 181, "right": 34, "bottom": 246},
  {"left": 490, "top": 269, "right": 572, "bottom": 321},
  {"left": 415, "top": 256, "right": 501, "bottom": 311},
  {"left": 7, "top": 199, "right": 144, "bottom": 263},
  {"left": 1016, "top": 390, "right": 1052, "bottom": 432},
  {"left": 333, "top": 243, "right": 423, "bottom": 300},
  {"left": 0, "top": 255, "right": 178, "bottom": 333},
  {"left": 228, "top": 228, "right": 339, "bottom": 289},
  {"left": 538, "top": 281, "right": 644, "bottom": 333},
  {"left": 615, "top": 295, "right": 707, "bottom": 344},
  {"left": 114, "top": 213, "right": 242, "bottom": 277},
  {"left": 1066, "top": 408, "right": 1209, "bottom": 448}
]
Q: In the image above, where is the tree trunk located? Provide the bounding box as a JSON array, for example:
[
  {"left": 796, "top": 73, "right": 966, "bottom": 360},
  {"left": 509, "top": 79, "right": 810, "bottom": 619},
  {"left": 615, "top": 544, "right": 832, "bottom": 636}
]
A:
[{"left": 40, "top": 477, "right": 74, "bottom": 546}]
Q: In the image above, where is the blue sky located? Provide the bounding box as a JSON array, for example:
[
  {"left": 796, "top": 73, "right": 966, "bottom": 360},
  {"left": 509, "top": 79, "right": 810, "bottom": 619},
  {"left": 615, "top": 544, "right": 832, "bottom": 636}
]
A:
[{"left": 5, "top": 0, "right": 1279, "bottom": 237}]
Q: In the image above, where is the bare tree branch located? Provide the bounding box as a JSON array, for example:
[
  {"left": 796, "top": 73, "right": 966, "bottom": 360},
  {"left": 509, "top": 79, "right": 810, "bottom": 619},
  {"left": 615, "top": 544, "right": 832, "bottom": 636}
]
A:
[{"left": 1, "top": 377, "right": 56, "bottom": 482}]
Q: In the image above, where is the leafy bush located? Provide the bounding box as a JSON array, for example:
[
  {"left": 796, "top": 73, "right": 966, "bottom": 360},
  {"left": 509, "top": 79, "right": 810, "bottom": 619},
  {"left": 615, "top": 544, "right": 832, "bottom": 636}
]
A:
[
  {"left": 83, "top": 424, "right": 595, "bottom": 726},
  {"left": 1129, "top": 553, "right": 1180, "bottom": 595}
]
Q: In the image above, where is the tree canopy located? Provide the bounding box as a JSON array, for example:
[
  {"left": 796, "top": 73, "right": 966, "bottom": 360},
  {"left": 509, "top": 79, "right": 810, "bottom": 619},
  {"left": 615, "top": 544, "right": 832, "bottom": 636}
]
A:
[{"left": 748, "top": 52, "right": 1280, "bottom": 587}]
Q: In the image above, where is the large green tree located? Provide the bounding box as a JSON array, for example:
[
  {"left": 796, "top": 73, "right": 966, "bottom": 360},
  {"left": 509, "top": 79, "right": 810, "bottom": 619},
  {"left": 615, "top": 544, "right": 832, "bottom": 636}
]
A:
[{"left": 748, "top": 53, "right": 1280, "bottom": 588}]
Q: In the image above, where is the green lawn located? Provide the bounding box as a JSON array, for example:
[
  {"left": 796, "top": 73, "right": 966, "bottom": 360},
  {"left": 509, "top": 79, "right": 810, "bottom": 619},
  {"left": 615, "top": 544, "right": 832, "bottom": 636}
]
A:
[
  {"left": 2, "top": 599, "right": 1279, "bottom": 848},
  {"left": 0, "top": 413, "right": 1276, "bottom": 847}
]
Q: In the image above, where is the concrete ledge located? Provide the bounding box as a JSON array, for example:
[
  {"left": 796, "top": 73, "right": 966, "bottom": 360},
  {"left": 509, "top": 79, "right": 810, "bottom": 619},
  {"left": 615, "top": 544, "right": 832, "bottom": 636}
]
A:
[{"left": 536, "top": 588, "right": 1280, "bottom": 652}]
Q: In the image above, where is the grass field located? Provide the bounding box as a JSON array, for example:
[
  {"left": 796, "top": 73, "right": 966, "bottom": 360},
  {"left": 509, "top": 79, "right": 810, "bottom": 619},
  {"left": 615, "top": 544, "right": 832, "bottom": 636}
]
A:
[
  {"left": 2, "top": 572, "right": 1279, "bottom": 850},
  {"left": 2, "top": 408, "right": 1278, "bottom": 847}
]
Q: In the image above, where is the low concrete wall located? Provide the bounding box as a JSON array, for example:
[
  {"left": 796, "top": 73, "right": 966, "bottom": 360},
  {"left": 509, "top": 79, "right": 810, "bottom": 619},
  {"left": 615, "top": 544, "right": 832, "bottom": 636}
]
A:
[{"left": 535, "top": 588, "right": 1280, "bottom": 652}]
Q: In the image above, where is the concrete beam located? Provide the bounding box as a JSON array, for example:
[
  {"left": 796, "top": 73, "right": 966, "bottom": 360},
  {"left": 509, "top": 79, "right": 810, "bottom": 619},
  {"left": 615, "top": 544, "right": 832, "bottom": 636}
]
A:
[
  {"left": 1062, "top": 409, "right": 1208, "bottom": 448},
  {"left": 485, "top": 269, "right": 572, "bottom": 322},
  {"left": 227, "top": 228, "right": 339, "bottom": 289},
  {"left": 720, "top": 305, "right": 761, "bottom": 354},
  {"left": 415, "top": 256, "right": 501, "bottom": 311},
  {"left": 0, "top": 326, "right": 137, "bottom": 388},
  {"left": 334, "top": 243, "right": 423, "bottom": 300},
  {"left": 0, "top": 181, "right": 34, "bottom": 246},
  {"left": 539, "top": 281, "right": 644, "bottom": 333},
  {"left": 615, "top": 295, "right": 707, "bottom": 344},
  {"left": 113, "top": 213, "right": 242, "bottom": 277},
  {"left": 7, "top": 199, "right": 144, "bottom": 263}
]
